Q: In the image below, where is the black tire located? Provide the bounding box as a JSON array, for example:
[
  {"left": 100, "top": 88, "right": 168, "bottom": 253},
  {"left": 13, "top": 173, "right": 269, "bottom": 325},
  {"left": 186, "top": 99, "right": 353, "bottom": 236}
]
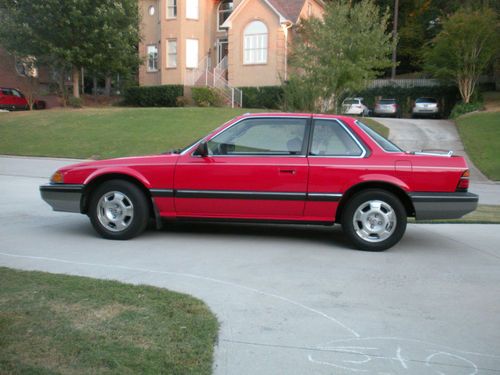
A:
[
  {"left": 341, "top": 189, "right": 407, "bottom": 251},
  {"left": 88, "top": 180, "right": 149, "bottom": 240}
]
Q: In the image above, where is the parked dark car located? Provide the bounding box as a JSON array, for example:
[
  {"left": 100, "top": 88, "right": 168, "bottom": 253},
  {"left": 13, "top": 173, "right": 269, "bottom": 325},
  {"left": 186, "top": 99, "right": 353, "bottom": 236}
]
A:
[
  {"left": 0, "top": 87, "right": 46, "bottom": 111},
  {"left": 374, "top": 98, "right": 401, "bottom": 118},
  {"left": 412, "top": 97, "right": 440, "bottom": 118}
]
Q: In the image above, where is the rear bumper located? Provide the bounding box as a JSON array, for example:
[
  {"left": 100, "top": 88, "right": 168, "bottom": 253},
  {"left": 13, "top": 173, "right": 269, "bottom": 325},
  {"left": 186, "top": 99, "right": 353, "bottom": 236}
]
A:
[
  {"left": 40, "top": 184, "right": 84, "bottom": 213},
  {"left": 409, "top": 192, "right": 479, "bottom": 220}
]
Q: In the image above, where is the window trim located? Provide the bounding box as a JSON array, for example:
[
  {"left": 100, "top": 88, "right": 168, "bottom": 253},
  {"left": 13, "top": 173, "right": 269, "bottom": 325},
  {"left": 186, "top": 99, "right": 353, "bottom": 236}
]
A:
[
  {"left": 166, "top": 0, "right": 177, "bottom": 19},
  {"left": 146, "top": 44, "right": 159, "bottom": 72},
  {"left": 243, "top": 20, "right": 268, "bottom": 65},
  {"left": 166, "top": 39, "right": 177, "bottom": 68},
  {"left": 308, "top": 118, "right": 368, "bottom": 159}
]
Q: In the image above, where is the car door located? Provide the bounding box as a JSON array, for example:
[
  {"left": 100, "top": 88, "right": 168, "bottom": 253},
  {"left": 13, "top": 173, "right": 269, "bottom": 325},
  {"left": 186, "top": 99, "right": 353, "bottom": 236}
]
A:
[
  {"left": 174, "top": 116, "right": 310, "bottom": 220},
  {"left": 305, "top": 118, "right": 368, "bottom": 221},
  {"left": 11, "top": 89, "right": 27, "bottom": 109}
]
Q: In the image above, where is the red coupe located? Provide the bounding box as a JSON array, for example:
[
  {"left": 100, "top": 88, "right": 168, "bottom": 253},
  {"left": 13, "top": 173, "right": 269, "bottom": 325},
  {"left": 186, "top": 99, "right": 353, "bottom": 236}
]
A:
[{"left": 40, "top": 113, "right": 478, "bottom": 251}]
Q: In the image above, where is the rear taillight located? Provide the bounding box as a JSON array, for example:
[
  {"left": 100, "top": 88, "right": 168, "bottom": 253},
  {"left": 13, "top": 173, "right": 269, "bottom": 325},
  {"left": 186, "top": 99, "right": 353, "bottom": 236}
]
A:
[{"left": 456, "top": 170, "right": 470, "bottom": 192}]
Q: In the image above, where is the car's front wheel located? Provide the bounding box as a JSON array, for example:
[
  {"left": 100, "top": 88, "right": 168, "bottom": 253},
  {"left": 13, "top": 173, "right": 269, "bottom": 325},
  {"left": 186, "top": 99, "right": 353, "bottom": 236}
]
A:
[
  {"left": 88, "top": 180, "right": 149, "bottom": 240},
  {"left": 341, "top": 189, "right": 407, "bottom": 251}
]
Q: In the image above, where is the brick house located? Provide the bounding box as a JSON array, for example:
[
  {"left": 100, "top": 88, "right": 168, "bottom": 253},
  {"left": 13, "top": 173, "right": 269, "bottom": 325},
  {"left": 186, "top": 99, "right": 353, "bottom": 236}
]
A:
[
  {"left": 0, "top": 47, "right": 61, "bottom": 108},
  {"left": 138, "top": 0, "right": 323, "bottom": 103}
]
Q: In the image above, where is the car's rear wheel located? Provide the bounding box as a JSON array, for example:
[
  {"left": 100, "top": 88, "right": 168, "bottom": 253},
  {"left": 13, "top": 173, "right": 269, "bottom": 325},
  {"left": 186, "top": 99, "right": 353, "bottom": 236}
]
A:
[
  {"left": 341, "top": 189, "right": 407, "bottom": 251},
  {"left": 88, "top": 180, "right": 149, "bottom": 240}
]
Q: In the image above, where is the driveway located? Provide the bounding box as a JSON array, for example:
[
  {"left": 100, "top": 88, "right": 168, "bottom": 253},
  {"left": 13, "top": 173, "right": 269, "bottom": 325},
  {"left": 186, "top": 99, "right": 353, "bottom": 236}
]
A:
[
  {"left": 374, "top": 117, "right": 500, "bottom": 205},
  {"left": 1, "top": 156, "right": 500, "bottom": 374}
]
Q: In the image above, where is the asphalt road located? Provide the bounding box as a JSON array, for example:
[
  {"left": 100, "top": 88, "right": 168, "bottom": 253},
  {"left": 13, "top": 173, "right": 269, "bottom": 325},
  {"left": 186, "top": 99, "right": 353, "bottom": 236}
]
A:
[{"left": 1, "top": 156, "right": 500, "bottom": 375}]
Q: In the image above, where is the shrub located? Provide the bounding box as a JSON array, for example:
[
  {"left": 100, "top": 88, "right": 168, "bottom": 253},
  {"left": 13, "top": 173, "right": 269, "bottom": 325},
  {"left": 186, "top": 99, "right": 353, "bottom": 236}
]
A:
[
  {"left": 353, "top": 85, "right": 461, "bottom": 117},
  {"left": 282, "top": 77, "right": 319, "bottom": 112},
  {"left": 191, "top": 87, "right": 223, "bottom": 107},
  {"left": 123, "top": 85, "right": 183, "bottom": 107},
  {"left": 238, "top": 86, "right": 284, "bottom": 109},
  {"left": 68, "top": 96, "right": 83, "bottom": 108},
  {"left": 450, "top": 102, "right": 484, "bottom": 119},
  {"left": 176, "top": 96, "right": 190, "bottom": 107}
]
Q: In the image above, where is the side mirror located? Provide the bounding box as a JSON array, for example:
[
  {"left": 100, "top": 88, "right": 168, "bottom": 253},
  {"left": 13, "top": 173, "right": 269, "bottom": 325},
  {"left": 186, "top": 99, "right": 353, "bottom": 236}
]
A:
[{"left": 195, "top": 141, "right": 209, "bottom": 157}]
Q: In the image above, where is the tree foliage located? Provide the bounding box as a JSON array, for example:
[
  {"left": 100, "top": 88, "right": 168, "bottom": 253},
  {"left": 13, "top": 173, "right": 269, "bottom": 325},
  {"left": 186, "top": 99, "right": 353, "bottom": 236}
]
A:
[
  {"left": 424, "top": 7, "right": 499, "bottom": 103},
  {"left": 0, "top": 0, "right": 140, "bottom": 98},
  {"left": 288, "top": 0, "right": 392, "bottom": 112}
]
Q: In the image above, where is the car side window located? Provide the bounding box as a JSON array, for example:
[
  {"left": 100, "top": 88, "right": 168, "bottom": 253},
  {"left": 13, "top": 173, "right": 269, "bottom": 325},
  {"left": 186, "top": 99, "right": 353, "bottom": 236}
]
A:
[
  {"left": 310, "top": 119, "right": 363, "bottom": 157},
  {"left": 207, "top": 118, "right": 308, "bottom": 156},
  {"left": 11, "top": 89, "right": 23, "bottom": 98}
]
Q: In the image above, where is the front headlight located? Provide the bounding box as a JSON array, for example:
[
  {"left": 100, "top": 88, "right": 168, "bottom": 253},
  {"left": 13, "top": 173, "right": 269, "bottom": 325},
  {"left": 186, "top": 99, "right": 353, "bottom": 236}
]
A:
[{"left": 50, "top": 171, "right": 64, "bottom": 184}]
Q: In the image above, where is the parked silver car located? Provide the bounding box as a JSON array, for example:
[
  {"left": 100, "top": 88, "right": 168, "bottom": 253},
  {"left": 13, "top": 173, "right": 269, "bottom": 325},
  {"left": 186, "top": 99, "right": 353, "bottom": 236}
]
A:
[
  {"left": 412, "top": 97, "right": 440, "bottom": 118},
  {"left": 374, "top": 98, "right": 401, "bottom": 118}
]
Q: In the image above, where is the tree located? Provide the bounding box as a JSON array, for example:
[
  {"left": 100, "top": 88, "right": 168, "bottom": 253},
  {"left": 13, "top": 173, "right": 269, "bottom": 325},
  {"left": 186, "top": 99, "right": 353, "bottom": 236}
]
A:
[
  {"left": 0, "top": 0, "right": 140, "bottom": 99},
  {"left": 424, "top": 7, "right": 499, "bottom": 104},
  {"left": 288, "top": 0, "right": 393, "bottom": 112}
]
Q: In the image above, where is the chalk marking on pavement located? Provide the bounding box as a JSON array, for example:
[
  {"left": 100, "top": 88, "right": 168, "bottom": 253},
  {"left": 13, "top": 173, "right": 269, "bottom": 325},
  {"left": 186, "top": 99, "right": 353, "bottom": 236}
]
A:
[{"left": 0, "top": 251, "right": 360, "bottom": 338}]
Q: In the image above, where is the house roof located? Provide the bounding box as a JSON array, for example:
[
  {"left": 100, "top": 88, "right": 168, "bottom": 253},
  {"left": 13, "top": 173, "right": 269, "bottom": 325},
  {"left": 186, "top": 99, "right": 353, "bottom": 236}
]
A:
[
  {"left": 267, "top": 0, "right": 306, "bottom": 23},
  {"left": 222, "top": 0, "right": 323, "bottom": 28}
]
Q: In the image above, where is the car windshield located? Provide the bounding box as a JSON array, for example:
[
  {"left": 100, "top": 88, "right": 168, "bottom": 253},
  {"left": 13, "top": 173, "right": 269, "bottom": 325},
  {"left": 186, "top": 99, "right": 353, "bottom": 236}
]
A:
[
  {"left": 416, "top": 98, "right": 437, "bottom": 103},
  {"left": 343, "top": 99, "right": 359, "bottom": 105},
  {"left": 378, "top": 99, "right": 396, "bottom": 105},
  {"left": 355, "top": 121, "right": 403, "bottom": 152}
]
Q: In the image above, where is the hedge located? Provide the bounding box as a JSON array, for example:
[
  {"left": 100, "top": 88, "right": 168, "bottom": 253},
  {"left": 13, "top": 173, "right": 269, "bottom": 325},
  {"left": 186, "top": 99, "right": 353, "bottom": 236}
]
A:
[
  {"left": 355, "top": 85, "right": 461, "bottom": 117},
  {"left": 123, "top": 85, "right": 183, "bottom": 107},
  {"left": 238, "top": 86, "right": 283, "bottom": 109}
]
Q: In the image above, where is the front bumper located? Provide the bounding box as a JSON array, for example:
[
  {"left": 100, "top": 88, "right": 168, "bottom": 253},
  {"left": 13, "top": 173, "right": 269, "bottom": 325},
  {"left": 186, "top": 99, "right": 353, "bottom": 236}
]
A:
[
  {"left": 409, "top": 192, "right": 479, "bottom": 220},
  {"left": 40, "top": 184, "right": 84, "bottom": 213}
]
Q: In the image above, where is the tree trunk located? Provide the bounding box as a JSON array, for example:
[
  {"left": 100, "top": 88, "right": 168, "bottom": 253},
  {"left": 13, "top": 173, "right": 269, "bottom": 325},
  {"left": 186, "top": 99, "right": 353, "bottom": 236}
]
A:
[
  {"left": 93, "top": 76, "right": 98, "bottom": 97},
  {"left": 72, "top": 66, "right": 80, "bottom": 98},
  {"left": 104, "top": 75, "right": 112, "bottom": 97}
]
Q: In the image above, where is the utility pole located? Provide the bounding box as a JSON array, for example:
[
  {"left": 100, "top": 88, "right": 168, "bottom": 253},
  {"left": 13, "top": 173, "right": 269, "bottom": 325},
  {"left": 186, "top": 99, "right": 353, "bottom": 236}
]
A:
[{"left": 391, "top": 0, "right": 399, "bottom": 80}]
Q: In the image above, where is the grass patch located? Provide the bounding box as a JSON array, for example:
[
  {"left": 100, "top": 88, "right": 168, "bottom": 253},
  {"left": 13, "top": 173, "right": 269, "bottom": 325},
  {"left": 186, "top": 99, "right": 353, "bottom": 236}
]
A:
[
  {"left": 456, "top": 111, "right": 500, "bottom": 181},
  {"left": 411, "top": 205, "right": 500, "bottom": 224},
  {"left": 0, "top": 107, "right": 254, "bottom": 159},
  {"left": 0, "top": 108, "right": 389, "bottom": 160},
  {"left": 0, "top": 267, "right": 218, "bottom": 374}
]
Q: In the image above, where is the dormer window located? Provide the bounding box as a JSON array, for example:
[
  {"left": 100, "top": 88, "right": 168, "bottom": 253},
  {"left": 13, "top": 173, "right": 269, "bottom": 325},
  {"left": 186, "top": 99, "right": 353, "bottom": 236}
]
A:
[{"left": 218, "top": 0, "right": 233, "bottom": 30}]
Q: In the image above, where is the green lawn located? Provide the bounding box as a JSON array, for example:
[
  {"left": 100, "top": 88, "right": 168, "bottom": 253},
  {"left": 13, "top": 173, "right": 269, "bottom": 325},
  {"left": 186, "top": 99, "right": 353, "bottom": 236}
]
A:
[
  {"left": 0, "top": 107, "right": 389, "bottom": 159},
  {"left": 456, "top": 111, "right": 500, "bottom": 181},
  {"left": 0, "top": 267, "right": 218, "bottom": 374},
  {"left": 0, "top": 107, "right": 252, "bottom": 159}
]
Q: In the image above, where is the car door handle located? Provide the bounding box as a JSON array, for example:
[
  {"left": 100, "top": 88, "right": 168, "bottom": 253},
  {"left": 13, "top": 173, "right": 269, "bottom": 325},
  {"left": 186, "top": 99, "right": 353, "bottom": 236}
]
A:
[{"left": 279, "top": 169, "right": 296, "bottom": 175}]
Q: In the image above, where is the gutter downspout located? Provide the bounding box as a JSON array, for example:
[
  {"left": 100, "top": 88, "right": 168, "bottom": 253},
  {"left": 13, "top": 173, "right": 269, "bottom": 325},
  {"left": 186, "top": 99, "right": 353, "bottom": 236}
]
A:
[{"left": 281, "top": 20, "right": 293, "bottom": 81}]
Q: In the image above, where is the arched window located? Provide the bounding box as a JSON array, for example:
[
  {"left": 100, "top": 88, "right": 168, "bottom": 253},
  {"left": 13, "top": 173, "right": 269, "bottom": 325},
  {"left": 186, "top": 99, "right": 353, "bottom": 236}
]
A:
[
  {"left": 243, "top": 21, "right": 268, "bottom": 64},
  {"left": 218, "top": 0, "right": 233, "bottom": 30}
]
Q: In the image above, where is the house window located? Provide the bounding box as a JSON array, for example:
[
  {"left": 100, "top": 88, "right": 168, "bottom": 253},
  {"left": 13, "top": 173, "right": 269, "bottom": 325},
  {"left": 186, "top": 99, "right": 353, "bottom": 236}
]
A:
[
  {"left": 147, "top": 45, "right": 158, "bottom": 71},
  {"left": 243, "top": 21, "right": 268, "bottom": 64},
  {"left": 218, "top": 0, "right": 233, "bottom": 30},
  {"left": 186, "top": 39, "right": 199, "bottom": 68},
  {"left": 167, "top": 0, "right": 176, "bottom": 18},
  {"left": 167, "top": 39, "right": 177, "bottom": 68},
  {"left": 186, "top": 0, "right": 199, "bottom": 20}
]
